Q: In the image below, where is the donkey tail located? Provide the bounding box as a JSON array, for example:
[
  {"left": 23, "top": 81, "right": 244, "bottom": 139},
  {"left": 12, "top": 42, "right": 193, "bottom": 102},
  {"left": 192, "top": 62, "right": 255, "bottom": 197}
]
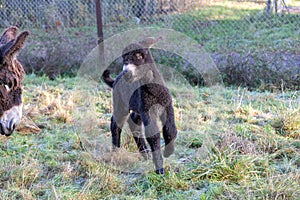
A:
[{"left": 102, "top": 69, "right": 114, "bottom": 88}]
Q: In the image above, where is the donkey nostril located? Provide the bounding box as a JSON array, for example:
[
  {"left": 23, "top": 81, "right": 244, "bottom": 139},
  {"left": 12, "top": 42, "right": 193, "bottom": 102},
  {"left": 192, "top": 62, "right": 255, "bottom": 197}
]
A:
[
  {"left": 0, "top": 124, "right": 4, "bottom": 135},
  {"left": 0, "top": 123, "right": 13, "bottom": 136},
  {"left": 8, "top": 120, "right": 16, "bottom": 131}
]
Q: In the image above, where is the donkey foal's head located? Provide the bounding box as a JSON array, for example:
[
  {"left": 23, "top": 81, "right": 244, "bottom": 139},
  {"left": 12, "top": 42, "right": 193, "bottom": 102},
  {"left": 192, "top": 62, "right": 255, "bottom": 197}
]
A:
[
  {"left": 122, "top": 37, "right": 162, "bottom": 83},
  {"left": 0, "top": 26, "right": 29, "bottom": 136}
]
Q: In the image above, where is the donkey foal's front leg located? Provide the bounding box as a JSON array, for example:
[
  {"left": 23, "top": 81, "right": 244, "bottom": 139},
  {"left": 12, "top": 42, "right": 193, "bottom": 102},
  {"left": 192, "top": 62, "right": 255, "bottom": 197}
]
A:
[
  {"left": 146, "top": 132, "right": 164, "bottom": 174},
  {"left": 128, "top": 112, "right": 150, "bottom": 159}
]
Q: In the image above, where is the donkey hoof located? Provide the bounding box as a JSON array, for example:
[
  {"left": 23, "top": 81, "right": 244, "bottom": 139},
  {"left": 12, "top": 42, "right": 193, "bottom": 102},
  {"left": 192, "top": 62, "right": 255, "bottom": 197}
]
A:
[{"left": 155, "top": 168, "right": 165, "bottom": 175}]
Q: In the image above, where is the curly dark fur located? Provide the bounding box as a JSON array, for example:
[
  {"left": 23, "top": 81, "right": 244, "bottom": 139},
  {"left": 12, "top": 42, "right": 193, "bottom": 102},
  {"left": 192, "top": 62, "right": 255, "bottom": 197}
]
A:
[
  {"left": 102, "top": 39, "right": 177, "bottom": 174},
  {"left": 0, "top": 26, "right": 29, "bottom": 136}
]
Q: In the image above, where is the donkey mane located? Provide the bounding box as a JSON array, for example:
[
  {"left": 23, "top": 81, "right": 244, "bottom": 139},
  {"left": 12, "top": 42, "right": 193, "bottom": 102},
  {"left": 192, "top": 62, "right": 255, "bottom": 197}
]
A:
[{"left": 0, "top": 26, "right": 29, "bottom": 136}]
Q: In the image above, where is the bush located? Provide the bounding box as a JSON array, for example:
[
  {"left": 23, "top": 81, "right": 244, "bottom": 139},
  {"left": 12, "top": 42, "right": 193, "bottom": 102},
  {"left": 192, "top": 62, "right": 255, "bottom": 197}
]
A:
[
  {"left": 213, "top": 51, "right": 300, "bottom": 90},
  {"left": 19, "top": 28, "right": 97, "bottom": 79}
]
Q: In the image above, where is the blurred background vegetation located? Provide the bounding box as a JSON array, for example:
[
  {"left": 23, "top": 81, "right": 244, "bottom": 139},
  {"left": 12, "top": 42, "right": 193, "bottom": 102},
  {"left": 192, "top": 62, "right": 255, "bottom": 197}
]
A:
[{"left": 0, "top": 0, "right": 299, "bottom": 89}]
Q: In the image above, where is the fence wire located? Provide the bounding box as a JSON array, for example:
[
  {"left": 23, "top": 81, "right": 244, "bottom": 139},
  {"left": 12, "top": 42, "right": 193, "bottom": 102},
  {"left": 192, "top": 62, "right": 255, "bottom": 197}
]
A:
[
  {"left": 1, "top": 0, "right": 299, "bottom": 29},
  {"left": 0, "top": 0, "right": 206, "bottom": 28}
]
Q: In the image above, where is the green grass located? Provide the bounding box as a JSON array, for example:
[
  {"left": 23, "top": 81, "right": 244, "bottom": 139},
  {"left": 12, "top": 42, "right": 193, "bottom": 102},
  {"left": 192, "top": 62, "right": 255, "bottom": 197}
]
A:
[{"left": 0, "top": 74, "right": 299, "bottom": 199}]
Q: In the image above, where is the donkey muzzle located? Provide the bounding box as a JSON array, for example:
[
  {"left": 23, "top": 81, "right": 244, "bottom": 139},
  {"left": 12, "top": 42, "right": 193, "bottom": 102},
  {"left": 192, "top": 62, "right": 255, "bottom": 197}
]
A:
[{"left": 0, "top": 104, "right": 22, "bottom": 136}]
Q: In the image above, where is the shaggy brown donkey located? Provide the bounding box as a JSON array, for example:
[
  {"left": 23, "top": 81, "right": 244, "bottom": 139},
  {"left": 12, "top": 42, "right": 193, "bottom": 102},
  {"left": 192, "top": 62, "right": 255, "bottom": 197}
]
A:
[
  {"left": 0, "top": 26, "right": 30, "bottom": 136},
  {"left": 102, "top": 38, "right": 177, "bottom": 174}
]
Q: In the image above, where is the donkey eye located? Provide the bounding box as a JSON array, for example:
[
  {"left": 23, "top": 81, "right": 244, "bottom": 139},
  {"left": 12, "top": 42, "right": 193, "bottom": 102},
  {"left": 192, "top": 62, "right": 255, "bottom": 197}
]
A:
[
  {"left": 7, "top": 81, "right": 13, "bottom": 89},
  {"left": 1, "top": 81, "right": 13, "bottom": 92},
  {"left": 136, "top": 53, "right": 143, "bottom": 60},
  {"left": 4, "top": 84, "right": 11, "bottom": 92}
]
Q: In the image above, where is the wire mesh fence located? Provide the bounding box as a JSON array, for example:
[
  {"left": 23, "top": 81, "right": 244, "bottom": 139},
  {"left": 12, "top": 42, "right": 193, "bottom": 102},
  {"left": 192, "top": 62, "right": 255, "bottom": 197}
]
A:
[
  {"left": 0, "top": 0, "right": 95, "bottom": 28},
  {"left": 0, "top": 0, "right": 205, "bottom": 28},
  {"left": 1, "top": 0, "right": 298, "bottom": 28}
]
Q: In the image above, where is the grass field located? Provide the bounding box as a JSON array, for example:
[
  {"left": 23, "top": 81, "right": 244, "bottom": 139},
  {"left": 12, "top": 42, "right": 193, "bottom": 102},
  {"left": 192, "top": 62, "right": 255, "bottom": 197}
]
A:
[{"left": 0, "top": 73, "right": 299, "bottom": 199}]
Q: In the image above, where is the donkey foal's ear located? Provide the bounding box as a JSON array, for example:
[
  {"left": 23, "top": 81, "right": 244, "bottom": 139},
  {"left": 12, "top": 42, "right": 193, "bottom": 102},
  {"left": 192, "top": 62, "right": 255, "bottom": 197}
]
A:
[{"left": 139, "top": 36, "right": 162, "bottom": 49}]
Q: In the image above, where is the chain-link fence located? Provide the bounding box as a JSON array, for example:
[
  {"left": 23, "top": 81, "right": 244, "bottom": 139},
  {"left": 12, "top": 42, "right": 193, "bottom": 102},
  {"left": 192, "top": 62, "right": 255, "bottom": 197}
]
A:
[
  {"left": 1, "top": 0, "right": 299, "bottom": 88},
  {"left": 0, "top": 0, "right": 299, "bottom": 28},
  {"left": 0, "top": 1, "right": 208, "bottom": 33},
  {"left": 0, "top": 0, "right": 201, "bottom": 28},
  {"left": 0, "top": 0, "right": 95, "bottom": 28}
]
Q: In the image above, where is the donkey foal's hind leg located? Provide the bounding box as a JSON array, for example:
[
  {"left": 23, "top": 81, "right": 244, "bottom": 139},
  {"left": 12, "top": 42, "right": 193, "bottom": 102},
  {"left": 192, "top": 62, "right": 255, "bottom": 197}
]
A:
[
  {"left": 111, "top": 112, "right": 129, "bottom": 149},
  {"left": 110, "top": 116, "right": 122, "bottom": 148}
]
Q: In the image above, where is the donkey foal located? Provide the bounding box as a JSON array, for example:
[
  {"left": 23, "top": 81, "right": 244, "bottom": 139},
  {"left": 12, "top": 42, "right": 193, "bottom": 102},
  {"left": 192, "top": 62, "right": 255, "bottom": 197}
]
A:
[{"left": 102, "top": 38, "right": 177, "bottom": 174}]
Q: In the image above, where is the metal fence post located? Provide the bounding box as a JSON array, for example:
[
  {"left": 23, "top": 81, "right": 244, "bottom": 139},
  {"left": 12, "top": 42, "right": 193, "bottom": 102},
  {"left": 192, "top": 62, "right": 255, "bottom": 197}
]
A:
[
  {"left": 95, "top": 0, "right": 103, "bottom": 45},
  {"left": 95, "top": 0, "right": 105, "bottom": 76}
]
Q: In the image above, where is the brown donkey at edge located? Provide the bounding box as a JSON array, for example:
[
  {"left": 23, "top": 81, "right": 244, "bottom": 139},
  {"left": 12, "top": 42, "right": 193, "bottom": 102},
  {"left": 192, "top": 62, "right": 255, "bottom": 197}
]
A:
[{"left": 0, "top": 26, "right": 30, "bottom": 136}]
